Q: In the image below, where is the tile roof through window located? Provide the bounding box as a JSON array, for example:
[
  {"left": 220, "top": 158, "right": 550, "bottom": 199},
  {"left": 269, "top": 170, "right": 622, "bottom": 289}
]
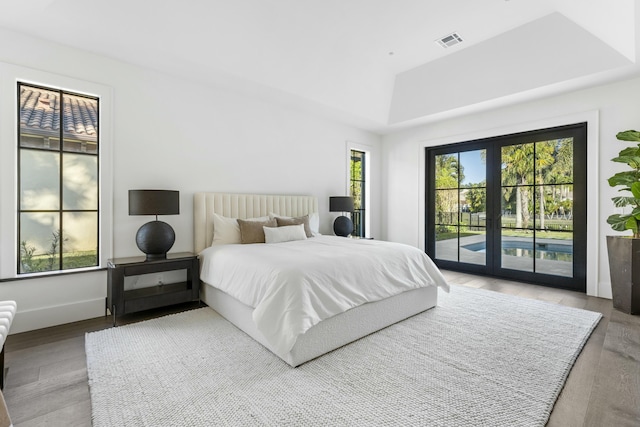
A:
[{"left": 20, "top": 86, "right": 98, "bottom": 142}]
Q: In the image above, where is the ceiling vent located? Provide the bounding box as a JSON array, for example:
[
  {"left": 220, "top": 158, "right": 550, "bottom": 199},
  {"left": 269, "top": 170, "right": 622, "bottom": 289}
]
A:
[{"left": 436, "top": 32, "right": 463, "bottom": 48}]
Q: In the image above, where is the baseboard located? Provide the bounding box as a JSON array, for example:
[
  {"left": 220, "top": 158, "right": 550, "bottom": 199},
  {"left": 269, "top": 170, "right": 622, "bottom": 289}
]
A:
[{"left": 9, "top": 298, "right": 105, "bottom": 334}]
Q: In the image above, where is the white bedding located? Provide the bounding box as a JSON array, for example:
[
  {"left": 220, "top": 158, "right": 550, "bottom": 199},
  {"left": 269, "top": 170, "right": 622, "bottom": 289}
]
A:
[{"left": 199, "top": 236, "right": 449, "bottom": 358}]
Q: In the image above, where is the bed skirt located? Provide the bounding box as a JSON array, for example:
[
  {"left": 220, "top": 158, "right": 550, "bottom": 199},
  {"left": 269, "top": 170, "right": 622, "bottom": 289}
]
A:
[{"left": 201, "top": 283, "right": 438, "bottom": 367}]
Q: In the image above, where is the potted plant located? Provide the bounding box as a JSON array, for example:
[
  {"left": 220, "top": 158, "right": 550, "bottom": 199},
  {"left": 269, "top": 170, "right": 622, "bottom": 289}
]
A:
[{"left": 606, "top": 130, "right": 640, "bottom": 314}]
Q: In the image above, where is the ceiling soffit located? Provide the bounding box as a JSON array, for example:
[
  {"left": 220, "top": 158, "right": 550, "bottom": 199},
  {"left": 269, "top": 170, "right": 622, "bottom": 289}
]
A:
[{"left": 388, "top": 13, "right": 634, "bottom": 125}]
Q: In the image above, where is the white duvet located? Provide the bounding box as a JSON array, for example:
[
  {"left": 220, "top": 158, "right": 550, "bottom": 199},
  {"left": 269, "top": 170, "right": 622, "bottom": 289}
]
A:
[{"left": 199, "top": 236, "right": 449, "bottom": 357}]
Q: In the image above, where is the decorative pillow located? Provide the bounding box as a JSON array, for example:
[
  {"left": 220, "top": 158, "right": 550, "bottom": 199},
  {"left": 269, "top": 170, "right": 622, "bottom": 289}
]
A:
[
  {"left": 275, "top": 215, "right": 313, "bottom": 238},
  {"left": 270, "top": 212, "right": 320, "bottom": 236},
  {"left": 212, "top": 213, "right": 269, "bottom": 245},
  {"left": 264, "top": 224, "right": 308, "bottom": 244},
  {"left": 237, "top": 218, "right": 277, "bottom": 244}
]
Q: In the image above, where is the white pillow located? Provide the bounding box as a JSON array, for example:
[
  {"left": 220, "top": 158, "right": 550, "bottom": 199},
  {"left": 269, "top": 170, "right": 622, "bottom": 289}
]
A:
[
  {"left": 269, "top": 212, "right": 321, "bottom": 236},
  {"left": 308, "top": 212, "right": 320, "bottom": 235},
  {"left": 212, "top": 213, "right": 269, "bottom": 245},
  {"left": 264, "top": 224, "right": 308, "bottom": 244}
]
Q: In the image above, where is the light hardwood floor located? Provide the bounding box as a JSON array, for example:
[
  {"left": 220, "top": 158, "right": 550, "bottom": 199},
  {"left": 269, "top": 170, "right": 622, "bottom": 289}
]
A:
[{"left": 2, "top": 272, "right": 639, "bottom": 426}]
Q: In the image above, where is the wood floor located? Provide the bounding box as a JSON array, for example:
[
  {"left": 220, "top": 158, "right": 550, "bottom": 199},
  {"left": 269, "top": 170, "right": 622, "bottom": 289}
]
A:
[{"left": 2, "top": 272, "right": 639, "bottom": 426}]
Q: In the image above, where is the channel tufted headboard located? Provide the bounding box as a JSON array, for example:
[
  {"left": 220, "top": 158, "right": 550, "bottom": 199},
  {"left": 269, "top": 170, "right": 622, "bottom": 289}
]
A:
[{"left": 193, "top": 192, "right": 318, "bottom": 253}]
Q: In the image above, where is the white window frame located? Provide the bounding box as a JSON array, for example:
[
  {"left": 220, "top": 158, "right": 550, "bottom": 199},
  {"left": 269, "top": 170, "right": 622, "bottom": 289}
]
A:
[{"left": 0, "top": 63, "right": 113, "bottom": 279}]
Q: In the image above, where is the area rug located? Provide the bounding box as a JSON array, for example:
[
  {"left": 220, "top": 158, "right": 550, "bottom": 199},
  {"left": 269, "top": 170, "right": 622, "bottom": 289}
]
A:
[{"left": 85, "top": 286, "right": 601, "bottom": 426}]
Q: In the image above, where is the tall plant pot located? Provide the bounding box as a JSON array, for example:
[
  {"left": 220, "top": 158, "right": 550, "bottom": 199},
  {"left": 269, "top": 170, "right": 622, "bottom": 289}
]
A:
[{"left": 606, "top": 236, "right": 640, "bottom": 314}]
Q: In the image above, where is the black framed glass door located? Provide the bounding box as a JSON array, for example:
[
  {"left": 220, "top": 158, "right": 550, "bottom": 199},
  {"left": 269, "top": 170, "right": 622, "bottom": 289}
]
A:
[{"left": 426, "top": 123, "right": 587, "bottom": 292}]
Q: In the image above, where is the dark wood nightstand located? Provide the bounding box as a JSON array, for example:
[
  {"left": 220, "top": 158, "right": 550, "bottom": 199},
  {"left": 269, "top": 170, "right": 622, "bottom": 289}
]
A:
[{"left": 107, "top": 252, "right": 200, "bottom": 326}]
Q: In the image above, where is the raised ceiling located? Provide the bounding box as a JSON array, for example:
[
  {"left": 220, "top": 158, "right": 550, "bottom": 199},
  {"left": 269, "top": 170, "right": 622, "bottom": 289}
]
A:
[{"left": 0, "top": 0, "right": 637, "bottom": 133}]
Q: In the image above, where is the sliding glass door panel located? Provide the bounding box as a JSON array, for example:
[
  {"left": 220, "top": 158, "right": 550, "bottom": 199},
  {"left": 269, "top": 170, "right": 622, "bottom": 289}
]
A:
[
  {"left": 426, "top": 123, "right": 587, "bottom": 291},
  {"left": 430, "top": 148, "right": 488, "bottom": 268}
]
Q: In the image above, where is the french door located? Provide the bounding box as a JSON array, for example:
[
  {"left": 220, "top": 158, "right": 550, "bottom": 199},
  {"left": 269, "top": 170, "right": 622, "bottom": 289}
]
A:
[{"left": 426, "top": 123, "right": 587, "bottom": 291}]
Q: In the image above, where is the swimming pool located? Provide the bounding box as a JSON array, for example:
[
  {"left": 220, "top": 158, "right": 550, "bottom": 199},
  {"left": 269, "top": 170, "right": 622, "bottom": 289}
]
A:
[{"left": 463, "top": 240, "right": 573, "bottom": 262}]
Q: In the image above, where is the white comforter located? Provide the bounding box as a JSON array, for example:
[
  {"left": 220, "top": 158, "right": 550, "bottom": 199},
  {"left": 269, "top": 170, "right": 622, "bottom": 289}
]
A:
[{"left": 199, "top": 236, "right": 449, "bottom": 357}]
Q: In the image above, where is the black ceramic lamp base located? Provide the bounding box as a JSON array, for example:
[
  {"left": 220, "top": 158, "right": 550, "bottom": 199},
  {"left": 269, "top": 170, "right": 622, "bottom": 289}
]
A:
[
  {"left": 136, "top": 220, "right": 175, "bottom": 260},
  {"left": 333, "top": 215, "right": 354, "bottom": 237}
]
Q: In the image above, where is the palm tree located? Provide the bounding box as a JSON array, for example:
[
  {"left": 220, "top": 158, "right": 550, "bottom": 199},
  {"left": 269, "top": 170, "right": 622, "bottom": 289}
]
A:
[
  {"left": 535, "top": 140, "right": 556, "bottom": 229},
  {"left": 501, "top": 144, "right": 534, "bottom": 228},
  {"left": 551, "top": 138, "right": 574, "bottom": 219},
  {"left": 435, "top": 154, "right": 464, "bottom": 223}
]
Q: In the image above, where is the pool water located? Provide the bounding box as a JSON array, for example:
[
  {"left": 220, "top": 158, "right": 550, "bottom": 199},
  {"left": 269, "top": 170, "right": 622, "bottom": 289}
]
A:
[{"left": 463, "top": 240, "right": 573, "bottom": 262}]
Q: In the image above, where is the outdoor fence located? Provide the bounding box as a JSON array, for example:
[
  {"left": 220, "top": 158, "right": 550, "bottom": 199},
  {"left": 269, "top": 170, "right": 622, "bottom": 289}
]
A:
[{"left": 435, "top": 212, "right": 573, "bottom": 232}]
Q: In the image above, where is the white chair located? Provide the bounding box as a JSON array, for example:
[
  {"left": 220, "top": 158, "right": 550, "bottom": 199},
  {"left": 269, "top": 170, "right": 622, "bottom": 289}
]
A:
[{"left": 0, "top": 301, "right": 16, "bottom": 390}]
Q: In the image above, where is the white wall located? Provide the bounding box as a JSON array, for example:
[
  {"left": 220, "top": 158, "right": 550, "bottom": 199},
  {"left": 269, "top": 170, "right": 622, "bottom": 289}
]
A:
[
  {"left": 382, "top": 75, "right": 640, "bottom": 299},
  {"left": 109, "top": 66, "right": 382, "bottom": 255},
  {"left": 0, "top": 28, "right": 381, "bottom": 333}
]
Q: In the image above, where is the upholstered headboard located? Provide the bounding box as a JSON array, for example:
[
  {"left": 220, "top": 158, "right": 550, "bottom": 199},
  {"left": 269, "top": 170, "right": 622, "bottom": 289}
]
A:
[{"left": 193, "top": 192, "right": 319, "bottom": 253}]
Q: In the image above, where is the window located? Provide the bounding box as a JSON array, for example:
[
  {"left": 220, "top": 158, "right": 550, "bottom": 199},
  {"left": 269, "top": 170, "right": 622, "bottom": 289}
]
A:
[
  {"left": 350, "top": 149, "right": 366, "bottom": 237},
  {"left": 18, "top": 83, "right": 99, "bottom": 274}
]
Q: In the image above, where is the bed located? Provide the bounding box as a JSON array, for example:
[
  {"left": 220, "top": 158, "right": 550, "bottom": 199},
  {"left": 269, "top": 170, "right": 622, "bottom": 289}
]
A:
[{"left": 194, "top": 192, "right": 448, "bottom": 367}]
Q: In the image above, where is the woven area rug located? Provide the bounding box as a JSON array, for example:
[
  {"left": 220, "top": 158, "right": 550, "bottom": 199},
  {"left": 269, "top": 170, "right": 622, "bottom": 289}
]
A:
[{"left": 86, "top": 286, "right": 601, "bottom": 426}]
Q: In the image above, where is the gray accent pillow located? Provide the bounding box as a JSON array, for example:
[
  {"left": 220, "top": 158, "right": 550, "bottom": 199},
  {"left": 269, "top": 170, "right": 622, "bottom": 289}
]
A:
[
  {"left": 237, "top": 218, "right": 277, "bottom": 244},
  {"left": 275, "top": 215, "right": 313, "bottom": 238}
]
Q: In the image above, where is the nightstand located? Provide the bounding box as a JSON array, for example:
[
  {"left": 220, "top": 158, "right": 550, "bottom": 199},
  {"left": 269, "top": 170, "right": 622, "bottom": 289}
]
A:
[{"left": 107, "top": 252, "right": 200, "bottom": 326}]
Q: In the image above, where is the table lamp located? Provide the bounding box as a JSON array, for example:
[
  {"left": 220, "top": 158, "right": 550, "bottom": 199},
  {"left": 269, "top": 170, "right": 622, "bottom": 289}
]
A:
[
  {"left": 329, "top": 196, "right": 354, "bottom": 237},
  {"left": 129, "top": 190, "right": 179, "bottom": 260}
]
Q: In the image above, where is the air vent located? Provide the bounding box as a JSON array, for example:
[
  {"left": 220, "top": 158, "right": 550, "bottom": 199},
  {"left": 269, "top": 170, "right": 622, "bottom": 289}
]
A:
[{"left": 436, "top": 32, "right": 463, "bottom": 48}]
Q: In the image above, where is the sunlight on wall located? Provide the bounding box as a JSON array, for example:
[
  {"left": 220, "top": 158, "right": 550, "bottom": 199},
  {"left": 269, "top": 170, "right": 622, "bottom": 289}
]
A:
[{"left": 63, "top": 154, "right": 98, "bottom": 209}]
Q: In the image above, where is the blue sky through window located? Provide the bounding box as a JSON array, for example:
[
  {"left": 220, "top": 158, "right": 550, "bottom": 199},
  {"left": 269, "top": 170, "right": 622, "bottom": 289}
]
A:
[{"left": 460, "top": 150, "right": 485, "bottom": 186}]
